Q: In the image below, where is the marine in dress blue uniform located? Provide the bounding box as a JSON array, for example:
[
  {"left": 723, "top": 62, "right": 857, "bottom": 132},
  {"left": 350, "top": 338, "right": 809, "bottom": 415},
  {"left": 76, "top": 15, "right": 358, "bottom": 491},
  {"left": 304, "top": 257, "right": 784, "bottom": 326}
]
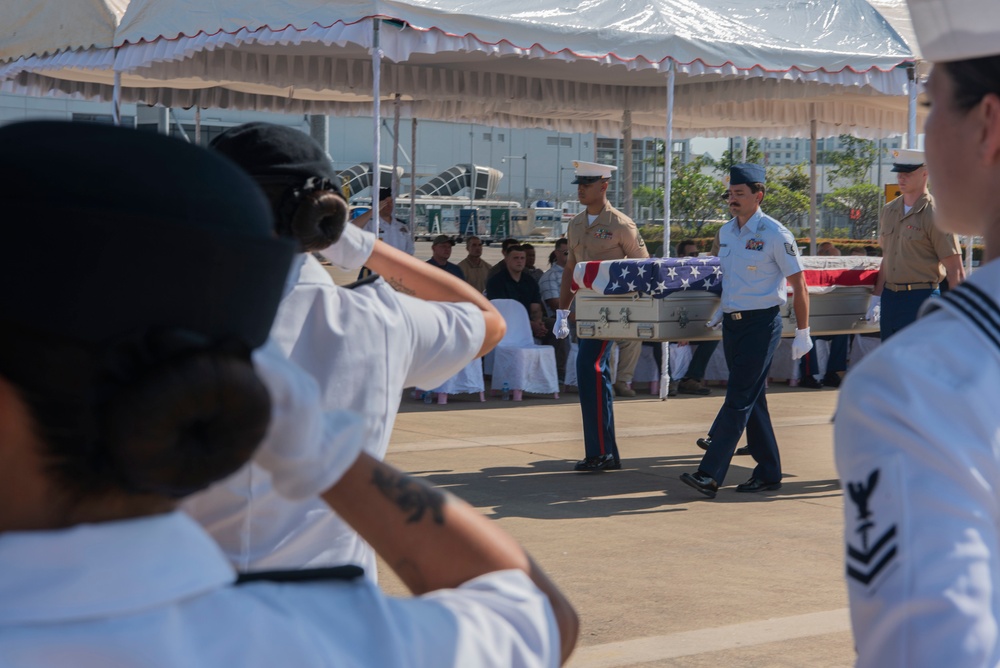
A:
[
  {"left": 555, "top": 160, "right": 649, "bottom": 472},
  {"left": 680, "top": 164, "right": 812, "bottom": 498}
]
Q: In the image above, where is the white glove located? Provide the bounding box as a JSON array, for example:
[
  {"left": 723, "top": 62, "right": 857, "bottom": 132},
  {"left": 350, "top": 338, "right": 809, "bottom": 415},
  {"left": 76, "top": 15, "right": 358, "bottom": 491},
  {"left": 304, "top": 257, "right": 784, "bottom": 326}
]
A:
[
  {"left": 705, "top": 307, "right": 723, "bottom": 331},
  {"left": 865, "top": 295, "right": 881, "bottom": 324},
  {"left": 791, "top": 327, "right": 813, "bottom": 360},
  {"left": 251, "top": 341, "right": 365, "bottom": 499},
  {"left": 319, "top": 222, "right": 376, "bottom": 271},
  {"left": 554, "top": 309, "right": 571, "bottom": 339}
]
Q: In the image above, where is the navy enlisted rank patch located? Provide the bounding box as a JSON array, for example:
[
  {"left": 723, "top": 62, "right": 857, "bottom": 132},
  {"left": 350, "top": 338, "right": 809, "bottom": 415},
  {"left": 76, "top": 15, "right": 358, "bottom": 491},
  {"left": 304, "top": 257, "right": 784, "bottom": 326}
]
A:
[
  {"left": 745, "top": 238, "right": 764, "bottom": 251},
  {"left": 784, "top": 242, "right": 797, "bottom": 256},
  {"left": 845, "top": 467, "right": 899, "bottom": 590}
]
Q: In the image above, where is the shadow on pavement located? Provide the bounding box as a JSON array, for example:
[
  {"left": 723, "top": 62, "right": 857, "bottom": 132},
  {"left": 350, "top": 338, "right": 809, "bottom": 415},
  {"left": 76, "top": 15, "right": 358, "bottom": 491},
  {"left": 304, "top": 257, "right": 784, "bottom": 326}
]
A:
[{"left": 411, "top": 455, "right": 842, "bottom": 520}]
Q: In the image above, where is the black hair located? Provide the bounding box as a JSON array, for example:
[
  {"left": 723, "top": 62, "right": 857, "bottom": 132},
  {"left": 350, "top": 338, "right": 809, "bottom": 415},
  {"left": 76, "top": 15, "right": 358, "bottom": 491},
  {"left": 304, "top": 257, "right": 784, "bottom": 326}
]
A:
[
  {"left": 261, "top": 180, "right": 349, "bottom": 253},
  {"left": 943, "top": 55, "right": 1000, "bottom": 112}
]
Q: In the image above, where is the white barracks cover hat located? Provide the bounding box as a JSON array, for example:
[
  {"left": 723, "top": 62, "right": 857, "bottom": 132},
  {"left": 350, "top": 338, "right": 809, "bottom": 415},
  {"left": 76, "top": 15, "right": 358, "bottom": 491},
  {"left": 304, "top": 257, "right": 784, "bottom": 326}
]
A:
[
  {"left": 908, "top": 0, "right": 1000, "bottom": 62},
  {"left": 890, "top": 148, "right": 925, "bottom": 173},
  {"left": 571, "top": 160, "right": 616, "bottom": 184}
]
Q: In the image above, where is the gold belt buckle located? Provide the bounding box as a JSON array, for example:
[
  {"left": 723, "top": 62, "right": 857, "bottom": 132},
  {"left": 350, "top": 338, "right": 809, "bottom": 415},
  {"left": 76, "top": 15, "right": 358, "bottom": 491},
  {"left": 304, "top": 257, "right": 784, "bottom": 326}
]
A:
[{"left": 731, "top": 312, "right": 742, "bottom": 320}]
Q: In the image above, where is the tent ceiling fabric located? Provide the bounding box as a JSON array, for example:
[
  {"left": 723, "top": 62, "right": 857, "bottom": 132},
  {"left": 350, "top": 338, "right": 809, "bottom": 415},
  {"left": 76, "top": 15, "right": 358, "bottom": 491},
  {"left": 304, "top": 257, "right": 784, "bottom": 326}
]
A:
[
  {"left": 0, "top": 0, "right": 126, "bottom": 62},
  {"left": 1, "top": 0, "right": 918, "bottom": 138}
]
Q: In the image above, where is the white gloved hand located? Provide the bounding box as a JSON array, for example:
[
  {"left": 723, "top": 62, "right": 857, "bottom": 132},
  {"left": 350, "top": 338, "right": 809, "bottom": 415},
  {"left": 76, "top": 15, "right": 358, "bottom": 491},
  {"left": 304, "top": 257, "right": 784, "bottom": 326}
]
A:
[
  {"left": 791, "top": 327, "right": 813, "bottom": 360},
  {"left": 705, "top": 307, "right": 723, "bottom": 331},
  {"left": 251, "top": 341, "right": 365, "bottom": 499},
  {"left": 554, "top": 309, "right": 571, "bottom": 339},
  {"left": 865, "top": 295, "right": 881, "bottom": 324},
  {"left": 319, "top": 222, "right": 376, "bottom": 271}
]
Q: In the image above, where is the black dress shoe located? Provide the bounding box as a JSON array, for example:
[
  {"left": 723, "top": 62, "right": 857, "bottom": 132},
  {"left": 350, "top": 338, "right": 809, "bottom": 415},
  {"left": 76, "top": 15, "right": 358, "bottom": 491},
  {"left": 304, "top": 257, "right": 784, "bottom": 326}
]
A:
[
  {"left": 798, "top": 375, "right": 823, "bottom": 389},
  {"left": 680, "top": 471, "right": 718, "bottom": 498},
  {"left": 573, "top": 454, "right": 621, "bottom": 472},
  {"left": 697, "top": 437, "right": 712, "bottom": 451},
  {"left": 735, "top": 476, "right": 782, "bottom": 493},
  {"left": 735, "top": 446, "right": 751, "bottom": 456},
  {"left": 822, "top": 372, "right": 842, "bottom": 388}
]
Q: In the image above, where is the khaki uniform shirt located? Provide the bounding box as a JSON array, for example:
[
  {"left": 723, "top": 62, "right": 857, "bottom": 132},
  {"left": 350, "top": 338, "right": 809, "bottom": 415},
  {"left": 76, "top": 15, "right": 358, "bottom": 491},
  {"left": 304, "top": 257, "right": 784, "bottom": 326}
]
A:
[
  {"left": 878, "top": 193, "right": 960, "bottom": 285},
  {"left": 457, "top": 257, "right": 492, "bottom": 293},
  {"left": 565, "top": 204, "right": 648, "bottom": 266}
]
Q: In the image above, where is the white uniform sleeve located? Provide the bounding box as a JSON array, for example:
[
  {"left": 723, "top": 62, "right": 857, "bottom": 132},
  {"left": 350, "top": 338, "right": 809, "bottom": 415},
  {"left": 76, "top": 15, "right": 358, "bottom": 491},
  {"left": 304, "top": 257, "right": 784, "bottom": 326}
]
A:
[
  {"left": 251, "top": 340, "right": 365, "bottom": 500},
  {"left": 771, "top": 224, "right": 805, "bottom": 278},
  {"left": 834, "top": 318, "right": 1000, "bottom": 668},
  {"left": 393, "top": 294, "right": 486, "bottom": 391}
]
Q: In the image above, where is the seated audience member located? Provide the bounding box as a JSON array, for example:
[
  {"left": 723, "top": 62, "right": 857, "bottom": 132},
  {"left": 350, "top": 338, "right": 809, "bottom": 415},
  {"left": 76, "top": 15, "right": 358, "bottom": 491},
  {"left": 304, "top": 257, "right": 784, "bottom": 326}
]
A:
[
  {"left": 427, "top": 234, "right": 466, "bottom": 279},
  {"left": 798, "top": 241, "right": 849, "bottom": 388},
  {"left": 486, "top": 244, "right": 548, "bottom": 339},
  {"left": 487, "top": 237, "right": 522, "bottom": 279},
  {"left": 540, "top": 238, "right": 571, "bottom": 382},
  {"left": 521, "top": 242, "right": 545, "bottom": 282},
  {"left": 0, "top": 120, "right": 578, "bottom": 667},
  {"left": 850, "top": 246, "right": 868, "bottom": 257},
  {"left": 457, "top": 235, "right": 492, "bottom": 293}
]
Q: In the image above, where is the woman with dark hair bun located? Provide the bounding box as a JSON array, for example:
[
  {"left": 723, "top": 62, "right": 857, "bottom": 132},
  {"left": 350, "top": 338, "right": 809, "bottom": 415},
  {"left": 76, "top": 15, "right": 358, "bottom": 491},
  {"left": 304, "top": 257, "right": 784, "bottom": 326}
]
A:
[
  {"left": 0, "top": 121, "right": 576, "bottom": 666},
  {"left": 186, "top": 123, "right": 507, "bottom": 580},
  {"left": 834, "top": 2, "right": 1000, "bottom": 665}
]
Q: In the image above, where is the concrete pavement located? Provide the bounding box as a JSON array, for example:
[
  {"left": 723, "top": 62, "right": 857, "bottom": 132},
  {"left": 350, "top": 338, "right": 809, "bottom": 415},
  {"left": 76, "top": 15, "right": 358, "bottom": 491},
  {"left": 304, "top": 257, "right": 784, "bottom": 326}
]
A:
[{"left": 379, "top": 386, "right": 853, "bottom": 667}]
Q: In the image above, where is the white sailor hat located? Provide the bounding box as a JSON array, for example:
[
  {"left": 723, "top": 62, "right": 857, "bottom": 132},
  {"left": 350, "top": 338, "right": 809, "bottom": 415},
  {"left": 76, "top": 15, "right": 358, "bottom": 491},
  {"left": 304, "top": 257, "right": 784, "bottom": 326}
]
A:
[
  {"left": 571, "top": 160, "right": 616, "bottom": 184},
  {"left": 890, "top": 148, "right": 925, "bottom": 173},
  {"left": 907, "top": 0, "right": 1000, "bottom": 63}
]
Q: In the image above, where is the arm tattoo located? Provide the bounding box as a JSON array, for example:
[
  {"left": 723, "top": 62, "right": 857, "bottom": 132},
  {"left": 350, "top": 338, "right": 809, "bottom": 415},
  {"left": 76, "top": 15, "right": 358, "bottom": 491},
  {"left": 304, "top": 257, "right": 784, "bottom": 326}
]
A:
[
  {"left": 383, "top": 275, "right": 416, "bottom": 295},
  {"left": 371, "top": 466, "right": 446, "bottom": 525}
]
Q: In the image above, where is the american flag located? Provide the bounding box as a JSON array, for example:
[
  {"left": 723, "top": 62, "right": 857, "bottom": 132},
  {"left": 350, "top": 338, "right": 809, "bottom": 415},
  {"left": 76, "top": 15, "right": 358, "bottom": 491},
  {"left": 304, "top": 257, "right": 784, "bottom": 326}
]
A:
[{"left": 572, "top": 257, "right": 723, "bottom": 299}]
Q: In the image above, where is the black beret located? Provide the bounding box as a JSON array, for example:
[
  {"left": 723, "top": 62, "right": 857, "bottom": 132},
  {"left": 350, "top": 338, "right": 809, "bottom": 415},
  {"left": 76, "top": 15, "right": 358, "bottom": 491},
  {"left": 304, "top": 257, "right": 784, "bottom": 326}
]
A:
[
  {"left": 210, "top": 122, "right": 343, "bottom": 196},
  {"left": 379, "top": 186, "right": 393, "bottom": 200},
  {"left": 0, "top": 121, "right": 295, "bottom": 351}
]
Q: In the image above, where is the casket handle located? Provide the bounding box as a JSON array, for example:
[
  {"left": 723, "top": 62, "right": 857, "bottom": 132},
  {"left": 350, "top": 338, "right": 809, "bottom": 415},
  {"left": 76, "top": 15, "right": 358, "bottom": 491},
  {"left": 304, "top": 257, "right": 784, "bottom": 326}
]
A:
[
  {"left": 619, "top": 307, "right": 631, "bottom": 325},
  {"left": 678, "top": 307, "right": 689, "bottom": 329},
  {"left": 598, "top": 307, "right": 610, "bottom": 325}
]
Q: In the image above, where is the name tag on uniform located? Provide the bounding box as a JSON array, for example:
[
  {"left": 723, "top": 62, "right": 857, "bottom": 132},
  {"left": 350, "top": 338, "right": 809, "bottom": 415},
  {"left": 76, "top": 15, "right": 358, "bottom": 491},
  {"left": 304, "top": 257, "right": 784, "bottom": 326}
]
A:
[
  {"left": 747, "top": 265, "right": 757, "bottom": 271},
  {"left": 745, "top": 238, "right": 765, "bottom": 251}
]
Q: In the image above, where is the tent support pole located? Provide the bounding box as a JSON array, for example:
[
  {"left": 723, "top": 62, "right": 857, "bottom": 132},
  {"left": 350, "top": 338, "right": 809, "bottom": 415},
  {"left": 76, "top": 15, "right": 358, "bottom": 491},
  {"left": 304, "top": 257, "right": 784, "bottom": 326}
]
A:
[
  {"left": 369, "top": 18, "right": 382, "bottom": 235},
  {"left": 622, "top": 108, "right": 633, "bottom": 220},
  {"left": 660, "top": 63, "right": 675, "bottom": 400},
  {"left": 809, "top": 114, "right": 817, "bottom": 256},
  {"left": 907, "top": 64, "right": 917, "bottom": 149},
  {"left": 410, "top": 118, "right": 418, "bottom": 243},
  {"left": 112, "top": 70, "right": 121, "bottom": 126},
  {"left": 392, "top": 93, "right": 401, "bottom": 200}
]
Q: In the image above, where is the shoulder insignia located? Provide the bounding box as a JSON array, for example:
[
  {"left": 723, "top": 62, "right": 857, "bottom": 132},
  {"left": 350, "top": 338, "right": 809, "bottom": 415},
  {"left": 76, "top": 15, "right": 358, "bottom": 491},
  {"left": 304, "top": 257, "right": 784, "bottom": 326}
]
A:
[
  {"left": 784, "top": 242, "right": 797, "bottom": 256},
  {"left": 845, "top": 467, "right": 899, "bottom": 589},
  {"left": 236, "top": 565, "right": 365, "bottom": 585}
]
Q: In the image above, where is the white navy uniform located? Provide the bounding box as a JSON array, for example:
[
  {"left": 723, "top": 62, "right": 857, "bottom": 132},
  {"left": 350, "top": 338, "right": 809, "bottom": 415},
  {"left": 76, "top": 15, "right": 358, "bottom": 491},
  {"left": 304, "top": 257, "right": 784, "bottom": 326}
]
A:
[
  {"left": 379, "top": 216, "right": 415, "bottom": 255},
  {"left": 835, "top": 259, "right": 1000, "bottom": 667},
  {"left": 183, "top": 254, "right": 485, "bottom": 578},
  {"left": 0, "top": 512, "right": 558, "bottom": 667}
]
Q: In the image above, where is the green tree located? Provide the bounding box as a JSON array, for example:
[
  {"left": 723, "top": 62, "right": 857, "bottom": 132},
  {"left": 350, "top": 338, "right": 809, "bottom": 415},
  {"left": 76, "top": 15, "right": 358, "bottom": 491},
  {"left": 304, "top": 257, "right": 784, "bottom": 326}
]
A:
[
  {"left": 716, "top": 138, "right": 765, "bottom": 173},
  {"left": 820, "top": 135, "right": 882, "bottom": 186},
  {"left": 761, "top": 164, "right": 811, "bottom": 229},
  {"left": 822, "top": 183, "right": 881, "bottom": 240},
  {"left": 670, "top": 155, "right": 726, "bottom": 237}
]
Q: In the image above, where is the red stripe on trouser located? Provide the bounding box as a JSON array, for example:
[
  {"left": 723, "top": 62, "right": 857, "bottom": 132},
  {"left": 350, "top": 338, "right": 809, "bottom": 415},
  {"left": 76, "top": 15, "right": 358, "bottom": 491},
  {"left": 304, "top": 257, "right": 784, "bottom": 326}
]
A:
[{"left": 594, "top": 341, "right": 610, "bottom": 456}]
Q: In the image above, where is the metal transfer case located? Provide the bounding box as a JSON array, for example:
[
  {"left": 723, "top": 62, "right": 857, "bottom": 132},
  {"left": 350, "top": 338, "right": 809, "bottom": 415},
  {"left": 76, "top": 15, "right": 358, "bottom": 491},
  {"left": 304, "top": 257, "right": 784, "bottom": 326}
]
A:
[{"left": 573, "top": 256, "right": 881, "bottom": 342}]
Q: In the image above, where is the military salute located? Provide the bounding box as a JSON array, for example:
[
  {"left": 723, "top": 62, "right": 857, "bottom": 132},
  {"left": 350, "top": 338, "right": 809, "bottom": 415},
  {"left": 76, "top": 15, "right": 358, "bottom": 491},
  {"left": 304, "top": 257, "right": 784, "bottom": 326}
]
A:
[{"left": 680, "top": 164, "right": 812, "bottom": 498}]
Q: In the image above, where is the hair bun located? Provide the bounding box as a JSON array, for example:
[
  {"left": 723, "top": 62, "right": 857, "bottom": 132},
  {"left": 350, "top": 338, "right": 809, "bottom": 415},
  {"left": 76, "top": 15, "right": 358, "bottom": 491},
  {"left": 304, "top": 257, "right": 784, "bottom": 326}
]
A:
[{"left": 104, "top": 353, "right": 270, "bottom": 498}]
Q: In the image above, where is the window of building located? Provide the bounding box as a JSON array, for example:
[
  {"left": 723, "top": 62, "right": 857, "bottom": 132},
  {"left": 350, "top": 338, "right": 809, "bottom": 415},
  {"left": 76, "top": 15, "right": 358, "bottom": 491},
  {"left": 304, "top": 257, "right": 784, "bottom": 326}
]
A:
[{"left": 482, "top": 133, "right": 492, "bottom": 141}]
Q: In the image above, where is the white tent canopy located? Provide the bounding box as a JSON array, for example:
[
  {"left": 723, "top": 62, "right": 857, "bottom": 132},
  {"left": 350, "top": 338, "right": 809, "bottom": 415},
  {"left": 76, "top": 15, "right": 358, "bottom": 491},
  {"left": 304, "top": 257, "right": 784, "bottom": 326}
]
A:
[{"left": 2, "top": 0, "right": 917, "bottom": 139}]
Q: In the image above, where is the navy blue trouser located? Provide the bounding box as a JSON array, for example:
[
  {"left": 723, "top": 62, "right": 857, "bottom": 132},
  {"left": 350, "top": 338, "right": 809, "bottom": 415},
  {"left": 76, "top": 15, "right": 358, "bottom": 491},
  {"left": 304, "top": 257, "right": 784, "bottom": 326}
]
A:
[
  {"left": 698, "top": 307, "right": 782, "bottom": 485},
  {"left": 799, "top": 334, "right": 849, "bottom": 377},
  {"left": 880, "top": 288, "right": 938, "bottom": 341},
  {"left": 577, "top": 337, "right": 619, "bottom": 461},
  {"left": 686, "top": 340, "right": 720, "bottom": 380}
]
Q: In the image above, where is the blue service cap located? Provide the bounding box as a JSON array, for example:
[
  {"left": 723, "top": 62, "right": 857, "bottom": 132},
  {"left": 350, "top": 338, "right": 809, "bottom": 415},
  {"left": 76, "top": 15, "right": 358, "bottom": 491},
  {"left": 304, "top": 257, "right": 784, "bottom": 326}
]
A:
[{"left": 729, "top": 163, "right": 766, "bottom": 185}]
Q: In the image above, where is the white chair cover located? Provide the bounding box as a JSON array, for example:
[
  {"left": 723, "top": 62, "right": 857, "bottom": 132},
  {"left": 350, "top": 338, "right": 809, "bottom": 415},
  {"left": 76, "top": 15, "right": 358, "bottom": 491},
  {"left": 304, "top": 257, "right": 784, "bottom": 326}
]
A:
[
  {"left": 427, "top": 357, "right": 485, "bottom": 395},
  {"left": 489, "top": 299, "right": 560, "bottom": 395}
]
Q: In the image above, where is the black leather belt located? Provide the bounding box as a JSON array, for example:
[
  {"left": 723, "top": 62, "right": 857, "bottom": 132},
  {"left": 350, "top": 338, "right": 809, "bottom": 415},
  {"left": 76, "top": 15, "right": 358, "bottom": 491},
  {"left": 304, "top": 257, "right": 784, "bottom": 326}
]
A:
[
  {"left": 724, "top": 305, "right": 780, "bottom": 321},
  {"left": 885, "top": 282, "right": 938, "bottom": 292}
]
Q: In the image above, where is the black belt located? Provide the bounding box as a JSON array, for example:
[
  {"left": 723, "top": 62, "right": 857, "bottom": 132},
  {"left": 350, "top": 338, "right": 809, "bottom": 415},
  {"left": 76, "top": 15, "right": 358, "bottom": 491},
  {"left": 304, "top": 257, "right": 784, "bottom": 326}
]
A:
[
  {"left": 885, "top": 282, "right": 938, "bottom": 292},
  {"left": 724, "top": 305, "right": 780, "bottom": 321}
]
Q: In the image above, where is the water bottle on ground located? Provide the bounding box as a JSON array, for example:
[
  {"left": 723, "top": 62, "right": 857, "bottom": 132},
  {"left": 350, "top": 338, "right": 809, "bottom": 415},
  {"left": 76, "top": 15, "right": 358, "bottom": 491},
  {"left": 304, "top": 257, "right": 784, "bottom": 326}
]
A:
[{"left": 501, "top": 382, "right": 510, "bottom": 401}]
